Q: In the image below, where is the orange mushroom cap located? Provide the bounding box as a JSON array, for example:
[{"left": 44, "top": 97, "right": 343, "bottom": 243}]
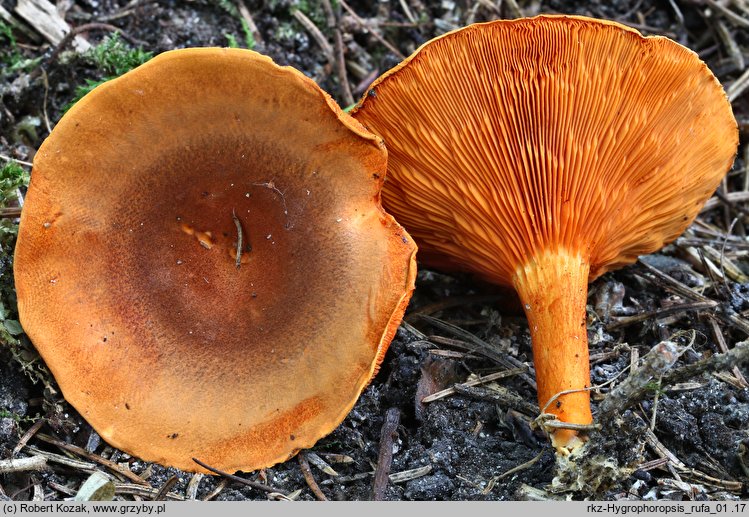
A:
[
  {"left": 14, "top": 48, "right": 417, "bottom": 472},
  {"left": 353, "top": 15, "right": 737, "bottom": 450}
]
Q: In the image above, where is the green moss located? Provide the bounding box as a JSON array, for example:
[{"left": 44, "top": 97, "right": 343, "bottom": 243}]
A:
[
  {"left": 0, "top": 162, "right": 56, "bottom": 388},
  {"left": 0, "top": 161, "right": 27, "bottom": 346},
  {"left": 87, "top": 33, "right": 152, "bottom": 77},
  {"left": 0, "top": 20, "right": 41, "bottom": 75},
  {"left": 241, "top": 19, "right": 256, "bottom": 50},
  {"left": 64, "top": 33, "right": 153, "bottom": 111}
]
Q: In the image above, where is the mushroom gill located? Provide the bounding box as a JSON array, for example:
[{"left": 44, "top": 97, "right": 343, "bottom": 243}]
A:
[{"left": 353, "top": 15, "right": 738, "bottom": 451}]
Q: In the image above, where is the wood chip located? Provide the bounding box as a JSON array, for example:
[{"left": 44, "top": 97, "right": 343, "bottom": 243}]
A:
[{"left": 15, "top": 0, "right": 90, "bottom": 51}]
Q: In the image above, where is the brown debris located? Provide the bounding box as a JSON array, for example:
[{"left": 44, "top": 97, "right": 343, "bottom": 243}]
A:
[{"left": 371, "top": 407, "right": 400, "bottom": 501}]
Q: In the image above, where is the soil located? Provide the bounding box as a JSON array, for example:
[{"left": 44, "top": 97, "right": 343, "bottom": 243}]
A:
[{"left": 1, "top": 0, "right": 748, "bottom": 502}]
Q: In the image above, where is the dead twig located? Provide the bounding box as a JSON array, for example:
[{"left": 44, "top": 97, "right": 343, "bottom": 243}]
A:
[
  {"left": 596, "top": 340, "right": 685, "bottom": 422},
  {"left": 0, "top": 455, "right": 48, "bottom": 473},
  {"left": 494, "top": 451, "right": 544, "bottom": 482},
  {"left": 371, "top": 407, "right": 400, "bottom": 501},
  {"left": 298, "top": 453, "right": 327, "bottom": 501},
  {"left": 292, "top": 10, "right": 334, "bottom": 65},
  {"left": 192, "top": 458, "right": 287, "bottom": 495},
  {"left": 235, "top": 0, "right": 263, "bottom": 45},
  {"left": 701, "top": 190, "right": 749, "bottom": 212},
  {"left": 638, "top": 260, "right": 749, "bottom": 336},
  {"left": 661, "top": 340, "right": 749, "bottom": 386},
  {"left": 708, "top": 316, "right": 749, "bottom": 387},
  {"left": 321, "top": 0, "right": 354, "bottom": 107},
  {"left": 714, "top": 20, "right": 744, "bottom": 71},
  {"left": 11, "top": 418, "right": 45, "bottom": 457},
  {"left": 15, "top": 0, "right": 90, "bottom": 51},
  {"left": 339, "top": 0, "right": 405, "bottom": 60},
  {"left": 706, "top": 0, "right": 749, "bottom": 29},
  {"left": 153, "top": 475, "right": 179, "bottom": 501}
]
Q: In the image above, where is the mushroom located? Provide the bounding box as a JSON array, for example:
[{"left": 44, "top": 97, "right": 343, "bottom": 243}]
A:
[
  {"left": 14, "top": 48, "right": 417, "bottom": 472},
  {"left": 352, "top": 15, "right": 737, "bottom": 451}
]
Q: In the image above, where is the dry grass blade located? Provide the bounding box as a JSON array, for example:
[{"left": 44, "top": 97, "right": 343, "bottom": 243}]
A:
[
  {"left": 320, "top": 472, "right": 372, "bottom": 486},
  {"left": 303, "top": 451, "right": 338, "bottom": 476},
  {"left": 35, "top": 433, "right": 148, "bottom": 486},
  {"left": 414, "top": 313, "right": 536, "bottom": 389},
  {"left": 318, "top": 453, "right": 354, "bottom": 465},
  {"left": 24, "top": 445, "right": 96, "bottom": 471},
  {"left": 726, "top": 66, "right": 749, "bottom": 102},
  {"left": 606, "top": 300, "right": 718, "bottom": 330},
  {"left": 714, "top": 20, "right": 744, "bottom": 71},
  {"left": 637, "top": 457, "right": 670, "bottom": 472},
  {"left": 517, "top": 483, "right": 564, "bottom": 501},
  {"left": 186, "top": 473, "right": 204, "bottom": 500},
  {"left": 202, "top": 477, "right": 228, "bottom": 501},
  {"left": 494, "top": 451, "right": 544, "bottom": 482},
  {"left": 421, "top": 367, "right": 527, "bottom": 403},
  {"left": 0, "top": 154, "right": 33, "bottom": 167},
  {"left": 408, "top": 294, "right": 505, "bottom": 317},
  {"left": 114, "top": 482, "right": 185, "bottom": 501},
  {"left": 454, "top": 384, "right": 539, "bottom": 417},
  {"left": 389, "top": 465, "right": 432, "bottom": 484},
  {"left": 680, "top": 468, "right": 743, "bottom": 491}
]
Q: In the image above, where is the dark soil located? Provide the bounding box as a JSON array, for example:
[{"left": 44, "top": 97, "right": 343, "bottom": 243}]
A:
[{"left": 1, "top": 0, "right": 748, "bottom": 502}]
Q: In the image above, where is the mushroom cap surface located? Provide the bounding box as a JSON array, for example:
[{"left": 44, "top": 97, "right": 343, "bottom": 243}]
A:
[
  {"left": 14, "top": 48, "right": 417, "bottom": 473},
  {"left": 353, "top": 15, "right": 738, "bottom": 284}
]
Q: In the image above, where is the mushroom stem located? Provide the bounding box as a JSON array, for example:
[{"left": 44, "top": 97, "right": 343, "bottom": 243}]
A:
[{"left": 512, "top": 248, "right": 592, "bottom": 453}]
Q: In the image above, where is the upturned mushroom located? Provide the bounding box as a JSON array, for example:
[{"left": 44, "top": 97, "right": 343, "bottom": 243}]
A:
[
  {"left": 14, "top": 48, "right": 417, "bottom": 472},
  {"left": 352, "top": 15, "right": 737, "bottom": 451}
]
